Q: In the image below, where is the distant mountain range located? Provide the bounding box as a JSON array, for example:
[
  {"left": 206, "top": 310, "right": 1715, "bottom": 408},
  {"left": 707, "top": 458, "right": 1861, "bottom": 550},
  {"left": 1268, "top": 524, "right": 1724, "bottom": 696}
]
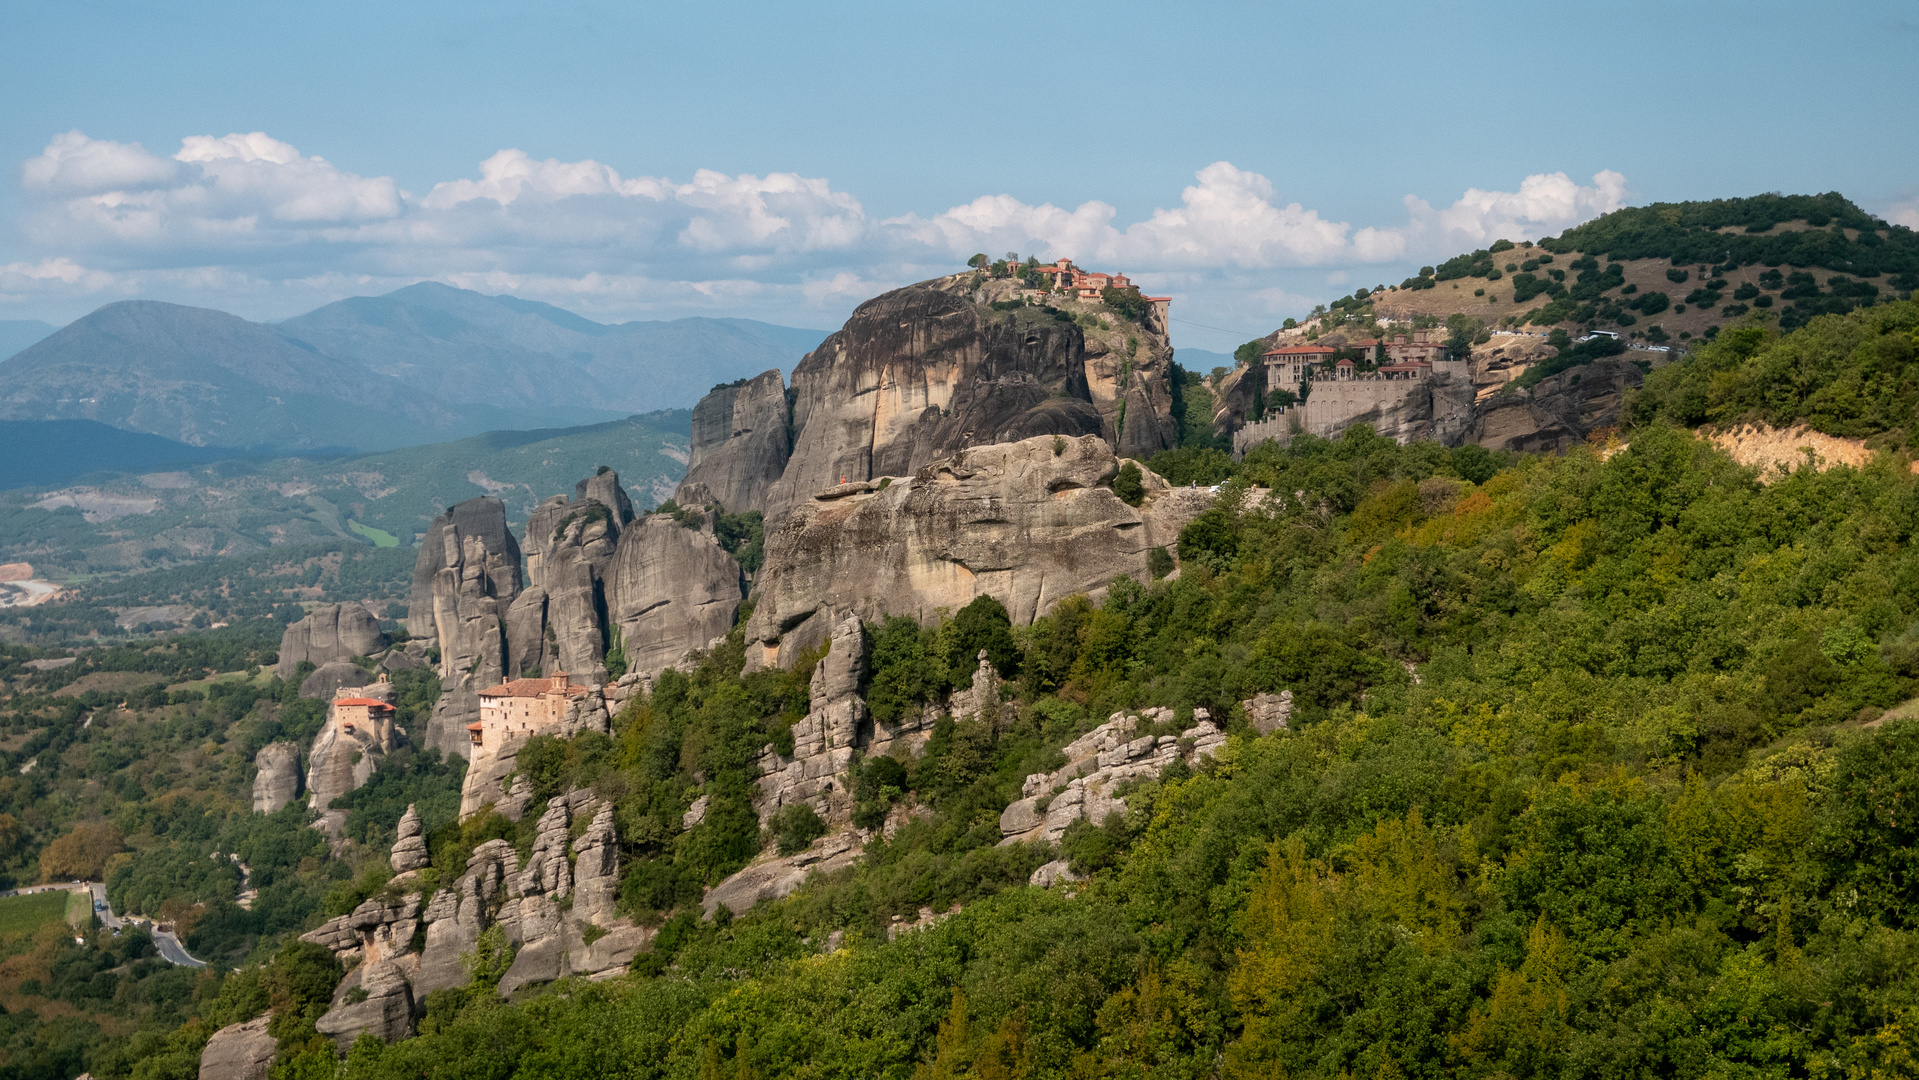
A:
[
  {"left": 0, "top": 285, "right": 826, "bottom": 453},
  {"left": 0, "top": 419, "right": 231, "bottom": 490}
]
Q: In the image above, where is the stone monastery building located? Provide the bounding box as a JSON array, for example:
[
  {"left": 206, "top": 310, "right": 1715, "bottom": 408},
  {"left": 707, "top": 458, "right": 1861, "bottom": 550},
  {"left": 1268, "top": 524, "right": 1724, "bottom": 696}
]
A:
[{"left": 470, "top": 673, "right": 592, "bottom": 749}]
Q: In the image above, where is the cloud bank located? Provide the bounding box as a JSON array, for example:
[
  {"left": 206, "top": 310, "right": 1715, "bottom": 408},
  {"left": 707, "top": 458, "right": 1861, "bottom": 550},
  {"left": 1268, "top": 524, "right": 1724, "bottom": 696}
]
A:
[{"left": 9, "top": 129, "right": 1635, "bottom": 340}]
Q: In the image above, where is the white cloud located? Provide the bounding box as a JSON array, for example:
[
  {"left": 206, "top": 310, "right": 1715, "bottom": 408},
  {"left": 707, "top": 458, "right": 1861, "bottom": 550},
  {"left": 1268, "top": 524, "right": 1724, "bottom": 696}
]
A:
[
  {"left": 1888, "top": 198, "right": 1919, "bottom": 231},
  {"left": 21, "top": 131, "right": 178, "bottom": 193},
  {"left": 7, "top": 131, "right": 1632, "bottom": 335}
]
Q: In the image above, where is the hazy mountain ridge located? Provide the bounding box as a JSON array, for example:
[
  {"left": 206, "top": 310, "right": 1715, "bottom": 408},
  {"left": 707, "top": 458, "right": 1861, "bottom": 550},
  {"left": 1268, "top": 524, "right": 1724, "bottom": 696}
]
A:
[
  {"left": 0, "top": 410, "right": 691, "bottom": 583},
  {"left": 0, "top": 285, "right": 826, "bottom": 453}
]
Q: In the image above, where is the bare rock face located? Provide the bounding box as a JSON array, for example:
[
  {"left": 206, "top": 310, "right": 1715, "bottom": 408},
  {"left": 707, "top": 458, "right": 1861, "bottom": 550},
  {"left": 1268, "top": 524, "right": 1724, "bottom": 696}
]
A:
[
  {"left": 681, "top": 369, "right": 791, "bottom": 515},
  {"left": 743, "top": 434, "right": 1209, "bottom": 670},
  {"left": 1242, "top": 691, "right": 1294, "bottom": 735},
  {"left": 412, "top": 498, "right": 523, "bottom": 758},
  {"left": 703, "top": 830, "right": 862, "bottom": 919},
  {"left": 575, "top": 469, "right": 634, "bottom": 526},
  {"left": 999, "top": 707, "right": 1225, "bottom": 845},
  {"left": 198, "top": 1016, "right": 274, "bottom": 1080},
  {"left": 251, "top": 742, "right": 302, "bottom": 814},
  {"left": 276, "top": 604, "right": 385, "bottom": 680},
  {"left": 761, "top": 280, "right": 1107, "bottom": 526},
  {"left": 1468, "top": 357, "right": 1642, "bottom": 453},
  {"left": 572, "top": 804, "right": 621, "bottom": 928},
  {"left": 390, "top": 804, "right": 429, "bottom": 873},
  {"left": 608, "top": 517, "right": 743, "bottom": 679}
]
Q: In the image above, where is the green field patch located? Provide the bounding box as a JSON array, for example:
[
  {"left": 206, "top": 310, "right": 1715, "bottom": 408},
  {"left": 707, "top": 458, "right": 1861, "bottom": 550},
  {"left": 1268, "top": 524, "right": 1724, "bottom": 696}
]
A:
[
  {"left": 0, "top": 891, "right": 75, "bottom": 938},
  {"left": 348, "top": 521, "right": 400, "bottom": 548}
]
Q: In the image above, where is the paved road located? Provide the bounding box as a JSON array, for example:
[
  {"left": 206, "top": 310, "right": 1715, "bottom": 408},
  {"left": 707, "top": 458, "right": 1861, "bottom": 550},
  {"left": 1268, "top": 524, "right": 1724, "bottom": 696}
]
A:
[{"left": 79, "top": 881, "right": 207, "bottom": 968}]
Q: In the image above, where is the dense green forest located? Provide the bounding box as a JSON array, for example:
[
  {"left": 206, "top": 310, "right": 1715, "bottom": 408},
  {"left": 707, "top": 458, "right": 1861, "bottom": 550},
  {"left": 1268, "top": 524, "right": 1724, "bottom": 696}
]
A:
[{"left": 8, "top": 301, "right": 1919, "bottom": 1078}]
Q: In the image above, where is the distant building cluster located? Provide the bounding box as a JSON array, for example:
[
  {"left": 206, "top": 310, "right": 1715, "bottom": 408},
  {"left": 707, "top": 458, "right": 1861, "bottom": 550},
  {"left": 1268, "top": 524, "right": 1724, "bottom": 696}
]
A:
[{"left": 1024, "top": 258, "right": 1171, "bottom": 312}]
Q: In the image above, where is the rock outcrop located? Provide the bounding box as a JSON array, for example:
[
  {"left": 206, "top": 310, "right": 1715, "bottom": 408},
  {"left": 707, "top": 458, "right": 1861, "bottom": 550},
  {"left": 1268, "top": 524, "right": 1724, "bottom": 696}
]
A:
[
  {"left": 753, "top": 614, "right": 868, "bottom": 826},
  {"left": 758, "top": 280, "right": 1110, "bottom": 526},
  {"left": 1242, "top": 691, "right": 1294, "bottom": 735},
  {"left": 299, "top": 660, "right": 369, "bottom": 702},
  {"left": 412, "top": 498, "right": 523, "bottom": 757},
  {"left": 301, "top": 790, "right": 651, "bottom": 1044},
  {"left": 305, "top": 678, "right": 402, "bottom": 833},
  {"left": 682, "top": 369, "right": 792, "bottom": 515},
  {"left": 251, "top": 742, "right": 302, "bottom": 814},
  {"left": 198, "top": 1016, "right": 275, "bottom": 1080},
  {"left": 276, "top": 603, "right": 385, "bottom": 680},
  {"left": 1467, "top": 357, "right": 1643, "bottom": 453},
  {"left": 743, "top": 434, "right": 1211, "bottom": 669},
  {"left": 999, "top": 708, "right": 1226, "bottom": 845}
]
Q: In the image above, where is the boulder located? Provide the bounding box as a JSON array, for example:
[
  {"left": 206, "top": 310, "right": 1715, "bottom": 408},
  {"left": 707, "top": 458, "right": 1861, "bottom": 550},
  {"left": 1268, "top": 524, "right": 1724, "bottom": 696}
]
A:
[
  {"left": 680, "top": 368, "right": 792, "bottom": 515},
  {"left": 607, "top": 517, "right": 743, "bottom": 679},
  {"left": 703, "top": 829, "right": 862, "bottom": 919},
  {"left": 251, "top": 742, "right": 302, "bottom": 814},
  {"left": 571, "top": 804, "right": 621, "bottom": 928},
  {"left": 198, "top": 1016, "right": 274, "bottom": 1080},
  {"left": 743, "top": 434, "right": 1210, "bottom": 669},
  {"left": 277, "top": 603, "right": 385, "bottom": 680}
]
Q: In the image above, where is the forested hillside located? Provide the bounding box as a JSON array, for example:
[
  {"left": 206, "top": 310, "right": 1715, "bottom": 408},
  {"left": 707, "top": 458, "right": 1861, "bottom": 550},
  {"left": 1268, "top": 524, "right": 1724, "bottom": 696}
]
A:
[{"left": 7, "top": 302, "right": 1919, "bottom": 1079}]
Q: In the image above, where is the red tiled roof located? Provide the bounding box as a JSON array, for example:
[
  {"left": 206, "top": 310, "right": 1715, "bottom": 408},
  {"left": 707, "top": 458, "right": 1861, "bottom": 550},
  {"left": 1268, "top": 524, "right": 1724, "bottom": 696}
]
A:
[
  {"left": 1264, "top": 345, "right": 1335, "bottom": 356},
  {"left": 333, "top": 697, "right": 393, "bottom": 710},
  {"left": 479, "top": 678, "right": 590, "bottom": 699}
]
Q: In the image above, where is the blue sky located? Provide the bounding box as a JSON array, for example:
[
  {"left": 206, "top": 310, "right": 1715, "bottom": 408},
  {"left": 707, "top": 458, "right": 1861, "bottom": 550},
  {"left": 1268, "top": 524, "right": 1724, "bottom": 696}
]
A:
[{"left": 2, "top": 0, "right": 1916, "bottom": 351}]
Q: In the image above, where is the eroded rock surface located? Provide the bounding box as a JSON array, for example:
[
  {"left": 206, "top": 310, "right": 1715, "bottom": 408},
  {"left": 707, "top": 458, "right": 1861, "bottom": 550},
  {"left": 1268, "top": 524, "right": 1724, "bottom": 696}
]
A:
[
  {"left": 302, "top": 791, "right": 653, "bottom": 1041},
  {"left": 744, "top": 435, "right": 1209, "bottom": 669},
  {"left": 251, "top": 742, "right": 302, "bottom": 814},
  {"left": 681, "top": 369, "right": 791, "bottom": 515},
  {"left": 1468, "top": 357, "right": 1642, "bottom": 453},
  {"left": 277, "top": 604, "right": 385, "bottom": 680},
  {"left": 999, "top": 708, "right": 1225, "bottom": 845},
  {"left": 390, "top": 805, "right": 429, "bottom": 873}
]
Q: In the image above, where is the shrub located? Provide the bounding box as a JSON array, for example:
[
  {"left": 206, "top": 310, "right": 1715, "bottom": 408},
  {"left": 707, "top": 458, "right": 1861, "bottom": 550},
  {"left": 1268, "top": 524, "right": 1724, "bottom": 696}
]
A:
[
  {"left": 1112, "top": 463, "right": 1146, "bottom": 507},
  {"left": 771, "top": 804, "right": 827, "bottom": 855}
]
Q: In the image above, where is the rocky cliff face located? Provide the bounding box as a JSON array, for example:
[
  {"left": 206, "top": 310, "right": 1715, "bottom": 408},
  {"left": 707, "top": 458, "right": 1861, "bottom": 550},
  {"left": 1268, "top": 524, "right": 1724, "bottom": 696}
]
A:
[
  {"left": 412, "top": 498, "right": 523, "bottom": 758},
  {"left": 276, "top": 604, "right": 385, "bottom": 680},
  {"left": 198, "top": 1016, "right": 275, "bottom": 1080},
  {"left": 608, "top": 517, "right": 743, "bottom": 678},
  {"left": 681, "top": 369, "right": 791, "bottom": 515},
  {"left": 742, "top": 434, "right": 1212, "bottom": 670}
]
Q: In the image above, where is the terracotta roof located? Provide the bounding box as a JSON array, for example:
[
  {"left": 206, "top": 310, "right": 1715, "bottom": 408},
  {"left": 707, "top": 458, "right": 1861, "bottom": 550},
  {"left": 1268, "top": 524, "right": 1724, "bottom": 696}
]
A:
[
  {"left": 479, "top": 678, "right": 590, "bottom": 699},
  {"left": 1264, "top": 345, "right": 1335, "bottom": 356},
  {"left": 1145, "top": 296, "right": 1171, "bottom": 302},
  {"left": 333, "top": 697, "right": 394, "bottom": 709}
]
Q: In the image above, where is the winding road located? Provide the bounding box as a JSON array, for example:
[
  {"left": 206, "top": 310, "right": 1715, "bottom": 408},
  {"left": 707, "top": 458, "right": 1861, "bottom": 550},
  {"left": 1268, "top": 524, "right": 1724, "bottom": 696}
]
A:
[{"left": 85, "top": 881, "right": 207, "bottom": 968}]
